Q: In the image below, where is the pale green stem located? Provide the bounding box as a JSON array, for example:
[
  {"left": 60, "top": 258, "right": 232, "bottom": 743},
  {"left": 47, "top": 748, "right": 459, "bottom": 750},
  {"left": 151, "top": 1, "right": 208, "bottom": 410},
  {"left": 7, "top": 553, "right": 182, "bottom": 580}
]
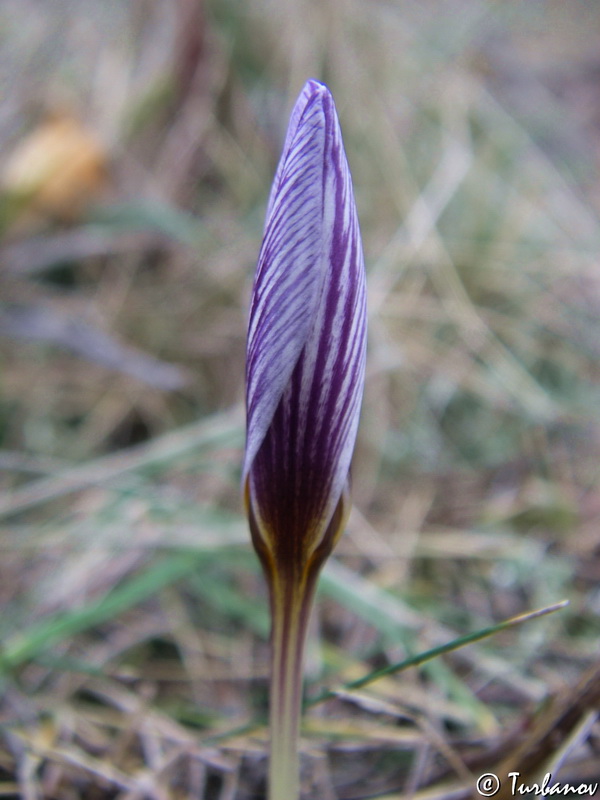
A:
[{"left": 268, "top": 576, "right": 316, "bottom": 800}]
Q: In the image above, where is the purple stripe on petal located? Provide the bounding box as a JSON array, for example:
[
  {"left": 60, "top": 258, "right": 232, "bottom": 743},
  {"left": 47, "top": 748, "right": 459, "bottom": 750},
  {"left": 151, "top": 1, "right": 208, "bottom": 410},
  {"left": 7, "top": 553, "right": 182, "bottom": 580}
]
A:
[
  {"left": 244, "top": 79, "right": 366, "bottom": 565},
  {"left": 265, "top": 80, "right": 326, "bottom": 221}
]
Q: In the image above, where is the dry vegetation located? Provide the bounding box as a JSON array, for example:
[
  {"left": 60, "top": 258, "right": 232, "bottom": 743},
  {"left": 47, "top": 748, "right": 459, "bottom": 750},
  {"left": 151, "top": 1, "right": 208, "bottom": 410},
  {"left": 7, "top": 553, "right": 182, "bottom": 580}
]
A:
[{"left": 1, "top": 1, "right": 600, "bottom": 798}]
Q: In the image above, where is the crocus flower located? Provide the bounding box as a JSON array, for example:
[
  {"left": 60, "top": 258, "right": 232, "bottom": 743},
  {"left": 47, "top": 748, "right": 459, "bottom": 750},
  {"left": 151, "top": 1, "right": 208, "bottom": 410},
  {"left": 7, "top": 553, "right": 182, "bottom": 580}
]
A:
[{"left": 244, "top": 79, "right": 366, "bottom": 800}]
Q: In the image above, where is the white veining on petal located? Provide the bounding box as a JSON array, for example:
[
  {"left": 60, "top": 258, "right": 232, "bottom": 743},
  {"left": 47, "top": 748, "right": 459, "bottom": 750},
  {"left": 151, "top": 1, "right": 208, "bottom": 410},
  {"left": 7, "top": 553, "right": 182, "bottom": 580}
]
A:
[
  {"left": 265, "top": 80, "right": 321, "bottom": 221},
  {"left": 244, "top": 82, "right": 331, "bottom": 481},
  {"left": 290, "top": 109, "right": 367, "bottom": 546},
  {"left": 244, "top": 79, "right": 367, "bottom": 547}
]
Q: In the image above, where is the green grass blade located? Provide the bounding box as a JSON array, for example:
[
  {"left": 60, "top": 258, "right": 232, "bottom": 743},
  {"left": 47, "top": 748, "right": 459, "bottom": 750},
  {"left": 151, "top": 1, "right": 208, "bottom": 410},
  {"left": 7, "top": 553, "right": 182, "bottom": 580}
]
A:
[
  {"left": 0, "top": 550, "right": 209, "bottom": 672},
  {"left": 307, "top": 600, "right": 569, "bottom": 707}
]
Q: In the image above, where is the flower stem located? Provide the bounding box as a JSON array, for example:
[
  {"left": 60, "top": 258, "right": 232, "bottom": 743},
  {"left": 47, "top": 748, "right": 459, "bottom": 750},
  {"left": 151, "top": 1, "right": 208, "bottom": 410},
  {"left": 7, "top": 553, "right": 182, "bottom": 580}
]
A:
[{"left": 267, "top": 574, "right": 316, "bottom": 800}]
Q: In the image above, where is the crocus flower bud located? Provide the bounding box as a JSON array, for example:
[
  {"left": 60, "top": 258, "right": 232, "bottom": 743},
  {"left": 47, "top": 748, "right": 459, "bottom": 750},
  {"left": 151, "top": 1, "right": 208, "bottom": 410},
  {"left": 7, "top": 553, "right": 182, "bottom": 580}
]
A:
[{"left": 243, "top": 79, "right": 366, "bottom": 800}]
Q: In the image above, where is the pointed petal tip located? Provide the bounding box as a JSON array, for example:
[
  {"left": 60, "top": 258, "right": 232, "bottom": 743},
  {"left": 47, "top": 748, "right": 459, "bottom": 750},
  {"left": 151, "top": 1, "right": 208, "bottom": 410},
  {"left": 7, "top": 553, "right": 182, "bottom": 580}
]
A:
[
  {"left": 304, "top": 78, "right": 328, "bottom": 95},
  {"left": 287, "top": 80, "right": 335, "bottom": 134},
  {"left": 303, "top": 79, "right": 335, "bottom": 113}
]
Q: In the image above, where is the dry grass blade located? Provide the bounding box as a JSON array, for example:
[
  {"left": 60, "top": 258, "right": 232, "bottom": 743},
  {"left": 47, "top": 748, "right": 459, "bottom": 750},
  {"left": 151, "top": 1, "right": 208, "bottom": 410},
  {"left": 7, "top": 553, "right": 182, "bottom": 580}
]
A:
[
  {"left": 0, "top": 406, "right": 242, "bottom": 519},
  {"left": 0, "top": 304, "right": 190, "bottom": 390}
]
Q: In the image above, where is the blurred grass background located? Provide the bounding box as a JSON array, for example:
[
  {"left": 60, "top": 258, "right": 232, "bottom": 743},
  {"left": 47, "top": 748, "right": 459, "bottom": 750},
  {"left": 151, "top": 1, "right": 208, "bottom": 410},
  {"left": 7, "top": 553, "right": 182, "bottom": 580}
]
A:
[{"left": 1, "top": 0, "right": 600, "bottom": 798}]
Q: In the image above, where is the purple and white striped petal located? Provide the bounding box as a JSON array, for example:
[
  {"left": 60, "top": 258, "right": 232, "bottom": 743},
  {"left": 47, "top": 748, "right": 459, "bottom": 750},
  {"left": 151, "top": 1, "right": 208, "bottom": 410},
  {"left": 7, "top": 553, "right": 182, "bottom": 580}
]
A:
[{"left": 244, "top": 79, "right": 366, "bottom": 565}]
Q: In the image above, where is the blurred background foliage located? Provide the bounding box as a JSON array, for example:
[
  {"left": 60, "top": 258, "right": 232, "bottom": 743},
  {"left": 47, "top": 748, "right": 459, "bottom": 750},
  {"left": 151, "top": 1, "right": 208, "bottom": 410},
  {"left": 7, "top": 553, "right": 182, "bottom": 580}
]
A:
[{"left": 1, "top": 0, "right": 600, "bottom": 798}]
